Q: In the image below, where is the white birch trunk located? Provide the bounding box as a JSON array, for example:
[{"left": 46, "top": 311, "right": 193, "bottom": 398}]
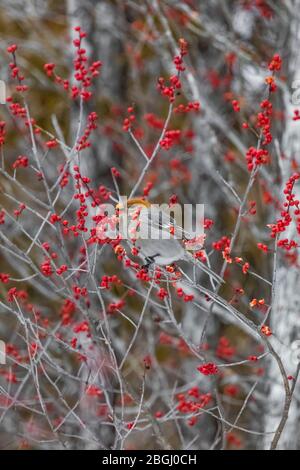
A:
[{"left": 263, "top": 1, "right": 300, "bottom": 449}]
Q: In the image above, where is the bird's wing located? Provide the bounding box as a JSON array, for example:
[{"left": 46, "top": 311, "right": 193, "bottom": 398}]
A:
[
  {"left": 126, "top": 205, "right": 222, "bottom": 284},
  {"left": 128, "top": 205, "right": 187, "bottom": 239},
  {"left": 127, "top": 205, "right": 205, "bottom": 251},
  {"left": 127, "top": 206, "right": 180, "bottom": 240}
]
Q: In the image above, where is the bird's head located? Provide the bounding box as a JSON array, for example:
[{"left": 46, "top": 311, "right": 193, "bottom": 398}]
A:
[{"left": 116, "top": 198, "right": 151, "bottom": 211}]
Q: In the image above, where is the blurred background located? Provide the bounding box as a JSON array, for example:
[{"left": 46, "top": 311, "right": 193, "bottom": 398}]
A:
[{"left": 0, "top": 0, "right": 300, "bottom": 450}]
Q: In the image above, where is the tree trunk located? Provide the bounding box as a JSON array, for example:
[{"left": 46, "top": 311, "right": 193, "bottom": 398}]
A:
[{"left": 263, "top": 2, "right": 300, "bottom": 449}]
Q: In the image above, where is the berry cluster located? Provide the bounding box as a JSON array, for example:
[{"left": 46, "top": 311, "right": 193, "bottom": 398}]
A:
[
  {"left": 7, "top": 44, "right": 28, "bottom": 93},
  {"left": 197, "top": 362, "right": 219, "bottom": 376},
  {"left": 268, "top": 173, "right": 300, "bottom": 251},
  {"left": 44, "top": 26, "right": 102, "bottom": 101},
  {"left": 12, "top": 155, "right": 28, "bottom": 169}
]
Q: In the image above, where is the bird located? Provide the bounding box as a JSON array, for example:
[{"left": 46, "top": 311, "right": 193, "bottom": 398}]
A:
[{"left": 115, "top": 198, "right": 223, "bottom": 284}]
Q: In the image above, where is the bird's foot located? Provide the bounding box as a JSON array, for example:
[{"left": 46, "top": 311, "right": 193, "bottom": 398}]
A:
[{"left": 142, "top": 254, "right": 160, "bottom": 271}]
